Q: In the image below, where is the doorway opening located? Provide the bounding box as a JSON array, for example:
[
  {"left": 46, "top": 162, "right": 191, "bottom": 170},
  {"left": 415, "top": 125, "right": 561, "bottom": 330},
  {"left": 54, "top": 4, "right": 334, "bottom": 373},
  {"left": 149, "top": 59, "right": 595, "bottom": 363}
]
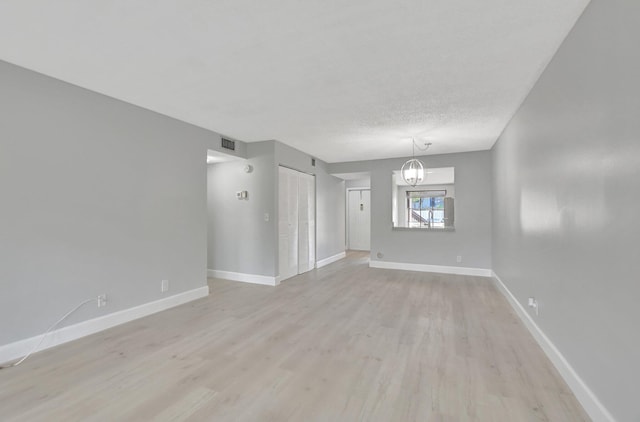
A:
[
  {"left": 206, "top": 148, "right": 246, "bottom": 286},
  {"left": 347, "top": 188, "right": 371, "bottom": 251}
]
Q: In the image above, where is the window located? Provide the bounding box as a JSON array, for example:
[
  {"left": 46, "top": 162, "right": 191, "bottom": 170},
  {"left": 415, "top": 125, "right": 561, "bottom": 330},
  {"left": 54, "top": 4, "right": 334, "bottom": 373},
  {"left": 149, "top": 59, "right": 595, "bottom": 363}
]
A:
[
  {"left": 391, "top": 167, "right": 455, "bottom": 229},
  {"left": 407, "top": 190, "right": 447, "bottom": 228}
]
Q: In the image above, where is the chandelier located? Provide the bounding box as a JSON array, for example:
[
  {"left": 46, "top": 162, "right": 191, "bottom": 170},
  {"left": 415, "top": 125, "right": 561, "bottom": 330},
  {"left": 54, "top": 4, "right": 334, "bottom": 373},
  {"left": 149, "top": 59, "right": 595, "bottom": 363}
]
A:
[{"left": 401, "top": 139, "right": 431, "bottom": 186}]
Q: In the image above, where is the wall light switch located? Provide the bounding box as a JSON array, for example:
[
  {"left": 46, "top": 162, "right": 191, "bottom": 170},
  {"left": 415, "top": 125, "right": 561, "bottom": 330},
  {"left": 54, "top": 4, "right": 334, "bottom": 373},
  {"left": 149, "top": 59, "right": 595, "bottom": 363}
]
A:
[{"left": 264, "top": 213, "right": 269, "bottom": 222}]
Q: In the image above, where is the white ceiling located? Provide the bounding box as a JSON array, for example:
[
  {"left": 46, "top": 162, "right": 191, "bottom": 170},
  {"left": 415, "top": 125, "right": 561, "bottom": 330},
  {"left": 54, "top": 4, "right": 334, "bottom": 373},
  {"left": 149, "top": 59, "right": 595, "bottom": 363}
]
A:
[{"left": 0, "top": 1, "right": 588, "bottom": 163}]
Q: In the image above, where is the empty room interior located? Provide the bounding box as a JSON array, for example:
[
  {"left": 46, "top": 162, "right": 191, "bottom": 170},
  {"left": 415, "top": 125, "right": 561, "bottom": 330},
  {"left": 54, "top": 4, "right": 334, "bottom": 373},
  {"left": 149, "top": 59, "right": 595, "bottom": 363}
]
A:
[{"left": 1, "top": 1, "right": 638, "bottom": 421}]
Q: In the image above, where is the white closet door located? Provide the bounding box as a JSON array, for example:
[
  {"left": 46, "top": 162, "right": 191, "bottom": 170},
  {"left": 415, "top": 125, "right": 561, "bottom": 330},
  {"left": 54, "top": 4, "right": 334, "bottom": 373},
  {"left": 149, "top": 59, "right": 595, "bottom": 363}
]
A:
[
  {"left": 278, "top": 167, "right": 299, "bottom": 281},
  {"left": 298, "top": 173, "right": 315, "bottom": 274},
  {"left": 279, "top": 166, "right": 316, "bottom": 281},
  {"left": 348, "top": 189, "right": 371, "bottom": 251},
  {"left": 306, "top": 175, "right": 316, "bottom": 271}
]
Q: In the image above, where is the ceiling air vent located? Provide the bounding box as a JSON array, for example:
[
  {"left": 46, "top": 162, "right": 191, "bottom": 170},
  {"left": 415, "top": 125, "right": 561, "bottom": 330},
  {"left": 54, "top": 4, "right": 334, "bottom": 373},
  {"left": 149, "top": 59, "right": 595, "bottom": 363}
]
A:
[{"left": 221, "top": 137, "right": 235, "bottom": 151}]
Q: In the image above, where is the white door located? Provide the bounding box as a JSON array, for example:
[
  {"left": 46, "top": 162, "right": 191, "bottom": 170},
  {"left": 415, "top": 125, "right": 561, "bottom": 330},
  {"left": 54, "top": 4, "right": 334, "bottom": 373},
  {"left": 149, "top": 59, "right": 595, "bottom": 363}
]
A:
[
  {"left": 298, "top": 172, "right": 315, "bottom": 273},
  {"left": 278, "top": 166, "right": 316, "bottom": 281},
  {"left": 348, "top": 189, "right": 371, "bottom": 251},
  {"left": 278, "top": 167, "right": 299, "bottom": 281}
]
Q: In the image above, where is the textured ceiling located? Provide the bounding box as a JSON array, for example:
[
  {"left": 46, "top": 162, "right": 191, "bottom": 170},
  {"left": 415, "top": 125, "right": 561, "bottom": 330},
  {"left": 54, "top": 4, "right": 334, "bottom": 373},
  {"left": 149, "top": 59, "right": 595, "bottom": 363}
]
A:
[{"left": 0, "top": 1, "right": 589, "bottom": 162}]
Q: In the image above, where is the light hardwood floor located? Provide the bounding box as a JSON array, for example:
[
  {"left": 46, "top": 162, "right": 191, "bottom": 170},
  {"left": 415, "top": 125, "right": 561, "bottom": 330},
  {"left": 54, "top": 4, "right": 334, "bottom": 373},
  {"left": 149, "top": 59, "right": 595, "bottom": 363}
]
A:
[{"left": 0, "top": 252, "right": 589, "bottom": 421}]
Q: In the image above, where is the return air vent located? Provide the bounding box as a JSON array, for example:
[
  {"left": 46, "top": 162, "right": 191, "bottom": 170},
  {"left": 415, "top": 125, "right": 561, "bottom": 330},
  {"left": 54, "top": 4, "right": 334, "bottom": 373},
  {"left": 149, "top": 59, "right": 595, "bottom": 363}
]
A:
[{"left": 221, "top": 137, "right": 235, "bottom": 151}]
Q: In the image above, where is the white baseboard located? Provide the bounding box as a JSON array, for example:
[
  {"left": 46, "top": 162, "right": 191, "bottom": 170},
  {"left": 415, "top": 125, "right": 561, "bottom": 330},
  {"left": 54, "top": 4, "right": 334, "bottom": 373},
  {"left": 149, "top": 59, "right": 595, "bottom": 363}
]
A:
[
  {"left": 208, "top": 269, "right": 277, "bottom": 286},
  {"left": 316, "top": 251, "right": 346, "bottom": 268},
  {"left": 492, "top": 271, "right": 615, "bottom": 422},
  {"left": 0, "top": 286, "right": 209, "bottom": 366},
  {"left": 369, "top": 260, "right": 492, "bottom": 277}
]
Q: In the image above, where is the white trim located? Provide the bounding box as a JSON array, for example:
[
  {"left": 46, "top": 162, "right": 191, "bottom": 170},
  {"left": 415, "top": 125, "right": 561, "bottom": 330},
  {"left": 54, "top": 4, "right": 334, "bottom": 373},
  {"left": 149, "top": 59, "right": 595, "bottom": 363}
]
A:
[
  {"left": 492, "top": 271, "right": 615, "bottom": 422},
  {"left": 0, "top": 286, "right": 209, "bottom": 366},
  {"left": 208, "top": 269, "right": 277, "bottom": 286},
  {"left": 369, "top": 260, "right": 492, "bottom": 277},
  {"left": 316, "top": 251, "right": 347, "bottom": 268}
]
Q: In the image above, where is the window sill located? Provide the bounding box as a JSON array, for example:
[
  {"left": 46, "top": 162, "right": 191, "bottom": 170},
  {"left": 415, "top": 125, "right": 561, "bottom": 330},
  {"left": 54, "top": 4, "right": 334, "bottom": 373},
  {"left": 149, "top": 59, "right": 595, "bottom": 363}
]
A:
[{"left": 392, "top": 226, "right": 455, "bottom": 232}]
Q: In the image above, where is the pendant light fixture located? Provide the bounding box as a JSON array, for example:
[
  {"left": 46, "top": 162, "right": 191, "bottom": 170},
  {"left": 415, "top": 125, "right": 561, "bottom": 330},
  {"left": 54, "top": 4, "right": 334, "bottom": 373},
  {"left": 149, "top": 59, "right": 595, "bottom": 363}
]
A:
[{"left": 401, "top": 139, "right": 431, "bottom": 186}]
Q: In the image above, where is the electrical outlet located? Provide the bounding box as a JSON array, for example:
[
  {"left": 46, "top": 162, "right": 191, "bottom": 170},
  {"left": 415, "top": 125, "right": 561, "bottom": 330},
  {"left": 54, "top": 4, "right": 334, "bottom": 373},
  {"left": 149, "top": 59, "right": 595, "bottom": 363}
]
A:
[
  {"left": 161, "top": 279, "right": 169, "bottom": 293},
  {"left": 97, "top": 294, "right": 107, "bottom": 308},
  {"left": 264, "top": 213, "right": 269, "bottom": 222},
  {"left": 456, "top": 255, "right": 462, "bottom": 263},
  {"left": 528, "top": 297, "right": 539, "bottom": 316}
]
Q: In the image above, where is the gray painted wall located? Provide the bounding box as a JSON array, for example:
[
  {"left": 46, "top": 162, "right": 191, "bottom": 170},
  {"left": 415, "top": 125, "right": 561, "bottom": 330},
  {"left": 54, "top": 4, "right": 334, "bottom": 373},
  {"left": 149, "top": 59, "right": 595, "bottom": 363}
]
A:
[
  {"left": 0, "top": 61, "right": 229, "bottom": 346},
  {"left": 329, "top": 150, "right": 492, "bottom": 269},
  {"left": 491, "top": 1, "right": 639, "bottom": 420},
  {"left": 207, "top": 140, "right": 345, "bottom": 277},
  {"left": 345, "top": 179, "right": 371, "bottom": 189},
  {"left": 316, "top": 172, "right": 346, "bottom": 261}
]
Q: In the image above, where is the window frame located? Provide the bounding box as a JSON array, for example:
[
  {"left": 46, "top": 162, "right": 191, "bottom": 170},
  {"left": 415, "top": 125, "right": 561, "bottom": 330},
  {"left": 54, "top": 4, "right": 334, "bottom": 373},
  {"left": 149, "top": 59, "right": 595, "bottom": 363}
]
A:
[{"left": 406, "top": 190, "right": 447, "bottom": 228}]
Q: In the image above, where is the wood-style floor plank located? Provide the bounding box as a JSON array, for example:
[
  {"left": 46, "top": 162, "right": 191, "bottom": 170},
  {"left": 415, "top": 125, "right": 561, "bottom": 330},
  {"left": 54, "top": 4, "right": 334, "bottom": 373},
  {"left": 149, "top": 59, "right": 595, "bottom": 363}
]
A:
[{"left": 0, "top": 252, "right": 589, "bottom": 421}]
